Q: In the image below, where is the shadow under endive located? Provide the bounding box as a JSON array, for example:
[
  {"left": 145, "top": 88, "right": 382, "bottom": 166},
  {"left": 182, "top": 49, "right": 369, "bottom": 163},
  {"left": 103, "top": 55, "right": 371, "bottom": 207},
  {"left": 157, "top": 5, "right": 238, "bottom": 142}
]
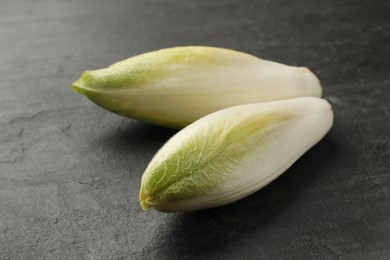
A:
[{"left": 99, "top": 120, "right": 178, "bottom": 158}]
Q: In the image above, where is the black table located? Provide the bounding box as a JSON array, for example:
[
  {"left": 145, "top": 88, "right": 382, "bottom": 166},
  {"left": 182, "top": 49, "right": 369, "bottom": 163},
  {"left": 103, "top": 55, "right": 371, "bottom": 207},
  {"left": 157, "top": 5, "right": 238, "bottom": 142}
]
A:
[{"left": 1, "top": 0, "right": 389, "bottom": 259}]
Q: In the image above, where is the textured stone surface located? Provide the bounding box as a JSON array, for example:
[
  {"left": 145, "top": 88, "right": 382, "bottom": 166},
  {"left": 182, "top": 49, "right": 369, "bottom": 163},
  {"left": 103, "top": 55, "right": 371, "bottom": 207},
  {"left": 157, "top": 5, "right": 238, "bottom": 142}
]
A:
[{"left": 0, "top": 0, "right": 389, "bottom": 259}]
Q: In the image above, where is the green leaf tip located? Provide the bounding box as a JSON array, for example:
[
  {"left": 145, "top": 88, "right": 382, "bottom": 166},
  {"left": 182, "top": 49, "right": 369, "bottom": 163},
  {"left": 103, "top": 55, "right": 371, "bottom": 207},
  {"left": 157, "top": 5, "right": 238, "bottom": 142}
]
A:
[
  {"left": 140, "top": 112, "right": 292, "bottom": 208},
  {"left": 71, "top": 78, "right": 83, "bottom": 94}
]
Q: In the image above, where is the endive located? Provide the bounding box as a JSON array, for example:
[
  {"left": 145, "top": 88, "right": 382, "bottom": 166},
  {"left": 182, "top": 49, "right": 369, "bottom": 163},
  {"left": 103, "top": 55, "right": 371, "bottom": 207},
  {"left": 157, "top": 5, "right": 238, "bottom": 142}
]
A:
[
  {"left": 72, "top": 46, "right": 322, "bottom": 128},
  {"left": 140, "top": 97, "right": 333, "bottom": 212}
]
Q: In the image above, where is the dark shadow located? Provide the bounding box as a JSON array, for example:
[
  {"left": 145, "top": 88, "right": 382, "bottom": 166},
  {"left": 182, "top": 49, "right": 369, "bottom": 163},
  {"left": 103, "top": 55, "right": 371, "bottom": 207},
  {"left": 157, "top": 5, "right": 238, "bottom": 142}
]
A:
[
  {"left": 101, "top": 121, "right": 178, "bottom": 150},
  {"left": 96, "top": 120, "right": 178, "bottom": 166}
]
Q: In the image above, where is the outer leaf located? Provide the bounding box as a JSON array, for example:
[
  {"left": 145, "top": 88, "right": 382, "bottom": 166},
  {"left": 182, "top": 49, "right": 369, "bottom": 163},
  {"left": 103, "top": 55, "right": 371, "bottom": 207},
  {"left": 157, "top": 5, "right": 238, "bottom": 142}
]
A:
[
  {"left": 72, "top": 46, "right": 322, "bottom": 128},
  {"left": 140, "top": 97, "right": 333, "bottom": 212}
]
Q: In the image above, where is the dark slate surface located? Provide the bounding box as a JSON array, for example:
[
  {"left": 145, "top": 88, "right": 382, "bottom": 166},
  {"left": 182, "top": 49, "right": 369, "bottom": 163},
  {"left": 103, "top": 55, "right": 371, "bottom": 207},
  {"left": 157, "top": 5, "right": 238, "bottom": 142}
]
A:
[{"left": 1, "top": 0, "right": 389, "bottom": 259}]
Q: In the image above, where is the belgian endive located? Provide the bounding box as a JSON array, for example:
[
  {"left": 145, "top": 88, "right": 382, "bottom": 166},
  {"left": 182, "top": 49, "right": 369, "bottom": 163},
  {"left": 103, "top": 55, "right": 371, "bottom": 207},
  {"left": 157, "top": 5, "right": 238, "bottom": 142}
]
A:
[
  {"left": 140, "top": 97, "right": 333, "bottom": 212},
  {"left": 72, "top": 46, "right": 322, "bottom": 128}
]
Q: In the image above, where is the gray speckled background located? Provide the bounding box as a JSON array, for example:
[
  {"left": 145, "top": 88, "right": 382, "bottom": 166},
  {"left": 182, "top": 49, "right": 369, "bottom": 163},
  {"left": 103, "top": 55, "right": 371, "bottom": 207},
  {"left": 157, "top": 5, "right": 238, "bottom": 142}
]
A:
[{"left": 1, "top": 0, "right": 389, "bottom": 259}]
